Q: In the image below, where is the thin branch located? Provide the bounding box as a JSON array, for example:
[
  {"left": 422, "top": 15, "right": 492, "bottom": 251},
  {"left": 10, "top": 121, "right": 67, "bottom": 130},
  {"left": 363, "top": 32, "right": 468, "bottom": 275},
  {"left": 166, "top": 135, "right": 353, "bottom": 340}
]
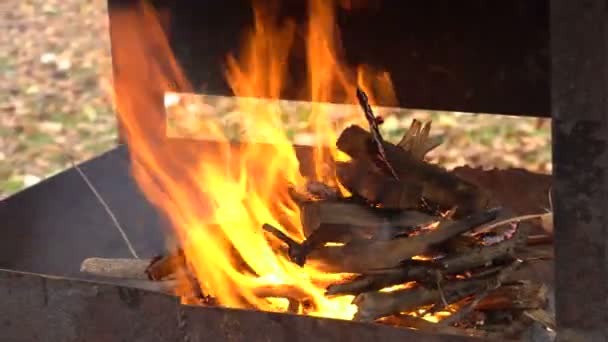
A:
[
  {"left": 435, "top": 270, "right": 449, "bottom": 309},
  {"left": 470, "top": 213, "right": 547, "bottom": 235},
  {"left": 355, "top": 87, "right": 400, "bottom": 180}
]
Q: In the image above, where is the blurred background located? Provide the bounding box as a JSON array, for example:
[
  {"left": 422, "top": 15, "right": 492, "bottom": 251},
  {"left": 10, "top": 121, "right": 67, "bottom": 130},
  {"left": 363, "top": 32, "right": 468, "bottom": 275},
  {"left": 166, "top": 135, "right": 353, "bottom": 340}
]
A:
[{"left": 0, "top": 0, "right": 551, "bottom": 200}]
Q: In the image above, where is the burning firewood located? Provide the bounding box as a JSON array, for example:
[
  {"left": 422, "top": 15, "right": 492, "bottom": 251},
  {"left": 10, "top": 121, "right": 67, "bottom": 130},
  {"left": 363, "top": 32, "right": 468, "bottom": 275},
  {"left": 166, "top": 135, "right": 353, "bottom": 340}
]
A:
[
  {"left": 336, "top": 125, "right": 489, "bottom": 217},
  {"left": 352, "top": 277, "right": 488, "bottom": 322},
  {"left": 261, "top": 223, "right": 307, "bottom": 266},
  {"left": 353, "top": 259, "right": 532, "bottom": 323},
  {"left": 305, "top": 207, "right": 501, "bottom": 273},
  {"left": 75, "top": 103, "right": 553, "bottom": 338},
  {"left": 299, "top": 199, "right": 436, "bottom": 239},
  {"left": 288, "top": 180, "right": 342, "bottom": 204},
  {"left": 145, "top": 250, "right": 188, "bottom": 280},
  {"left": 304, "top": 180, "right": 341, "bottom": 200},
  {"left": 326, "top": 223, "right": 523, "bottom": 296},
  {"left": 253, "top": 284, "right": 317, "bottom": 314}
]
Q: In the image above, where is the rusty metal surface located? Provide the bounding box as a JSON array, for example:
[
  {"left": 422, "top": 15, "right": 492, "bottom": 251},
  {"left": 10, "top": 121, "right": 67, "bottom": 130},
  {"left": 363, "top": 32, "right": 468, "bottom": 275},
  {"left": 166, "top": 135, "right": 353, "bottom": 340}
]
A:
[
  {"left": 550, "top": 0, "right": 608, "bottom": 341},
  {"left": 108, "top": 0, "right": 549, "bottom": 117},
  {"left": 0, "top": 269, "right": 484, "bottom": 342}
]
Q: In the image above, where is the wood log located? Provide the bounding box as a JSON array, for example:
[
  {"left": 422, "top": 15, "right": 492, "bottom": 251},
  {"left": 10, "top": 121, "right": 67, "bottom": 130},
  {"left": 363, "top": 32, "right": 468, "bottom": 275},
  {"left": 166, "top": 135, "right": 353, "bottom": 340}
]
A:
[
  {"left": 252, "top": 284, "right": 317, "bottom": 314},
  {"left": 335, "top": 159, "right": 422, "bottom": 209},
  {"left": 353, "top": 278, "right": 487, "bottom": 322},
  {"left": 299, "top": 200, "right": 387, "bottom": 237},
  {"left": 326, "top": 230, "right": 520, "bottom": 296},
  {"left": 308, "top": 208, "right": 501, "bottom": 273},
  {"left": 146, "top": 251, "right": 187, "bottom": 280},
  {"left": 325, "top": 265, "right": 432, "bottom": 296},
  {"left": 80, "top": 257, "right": 152, "bottom": 280},
  {"left": 288, "top": 180, "right": 341, "bottom": 204},
  {"left": 266, "top": 201, "right": 438, "bottom": 267},
  {"left": 80, "top": 256, "right": 207, "bottom": 302},
  {"left": 300, "top": 199, "right": 437, "bottom": 240},
  {"left": 437, "top": 228, "right": 521, "bottom": 274},
  {"left": 336, "top": 125, "right": 489, "bottom": 216},
  {"left": 304, "top": 180, "right": 341, "bottom": 200},
  {"left": 262, "top": 223, "right": 306, "bottom": 265}
]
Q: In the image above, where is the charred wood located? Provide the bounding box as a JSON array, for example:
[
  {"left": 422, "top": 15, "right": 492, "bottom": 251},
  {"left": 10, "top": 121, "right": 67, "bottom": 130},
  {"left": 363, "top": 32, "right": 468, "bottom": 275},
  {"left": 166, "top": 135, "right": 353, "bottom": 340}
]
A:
[
  {"left": 300, "top": 199, "right": 437, "bottom": 239},
  {"left": 353, "top": 278, "right": 487, "bottom": 322},
  {"left": 145, "top": 251, "right": 187, "bottom": 281},
  {"left": 310, "top": 208, "right": 500, "bottom": 273},
  {"left": 308, "top": 208, "right": 500, "bottom": 273},
  {"left": 262, "top": 223, "right": 305, "bottom": 265},
  {"left": 336, "top": 125, "right": 488, "bottom": 216},
  {"left": 286, "top": 201, "right": 440, "bottom": 267},
  {"left": 325, "top": 266, "right": 430, "bottom": 296},
  {"left": 437, "top": 226, "right": 522, "bottom": 274},
  {"left": 326, "top": 230, "right": 521, "bottom": 296},
  {"left": 288, "top": 180, "right": 341, "bottom": 204},
  {"left": 335, "top": 160, "right": 422, "bottom": 210},
  {"left": 475, "top": 282, "right": 548, "bottom": 311},
  {"left": 299, "top": 200, "right": 387, "bottom": 237}
]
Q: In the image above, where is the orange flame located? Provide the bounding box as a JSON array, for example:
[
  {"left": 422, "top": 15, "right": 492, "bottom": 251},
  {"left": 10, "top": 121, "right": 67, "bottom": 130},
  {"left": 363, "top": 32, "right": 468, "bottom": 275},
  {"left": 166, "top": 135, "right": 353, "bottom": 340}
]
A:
[{"left": 110, "top": 0, "right": 396, "bottom": 319}]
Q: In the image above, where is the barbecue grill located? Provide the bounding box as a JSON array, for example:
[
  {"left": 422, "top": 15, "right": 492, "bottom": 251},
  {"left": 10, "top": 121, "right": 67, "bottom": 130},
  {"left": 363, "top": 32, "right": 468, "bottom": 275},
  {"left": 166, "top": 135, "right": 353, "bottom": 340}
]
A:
[{"left": 0, "top": 1, "right": 605, "bottom": 341}]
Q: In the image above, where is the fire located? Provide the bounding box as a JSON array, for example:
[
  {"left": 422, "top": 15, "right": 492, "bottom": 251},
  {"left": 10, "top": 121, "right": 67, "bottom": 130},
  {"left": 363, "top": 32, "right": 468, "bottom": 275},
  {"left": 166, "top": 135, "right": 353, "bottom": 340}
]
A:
[{"left": 110, "top": 0, "right": 394, "bottom": 320}]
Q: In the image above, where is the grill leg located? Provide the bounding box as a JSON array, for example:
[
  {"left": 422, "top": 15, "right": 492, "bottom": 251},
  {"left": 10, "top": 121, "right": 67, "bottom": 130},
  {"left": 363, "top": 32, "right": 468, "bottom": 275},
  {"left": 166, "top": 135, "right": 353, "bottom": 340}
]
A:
[{"left": 551, "top": 1, "right": 608, "bottom": 341}]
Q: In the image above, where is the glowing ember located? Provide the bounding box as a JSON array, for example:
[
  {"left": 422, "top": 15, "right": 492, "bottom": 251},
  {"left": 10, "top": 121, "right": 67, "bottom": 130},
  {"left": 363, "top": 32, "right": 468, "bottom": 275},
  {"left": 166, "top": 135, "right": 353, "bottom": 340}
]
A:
[{"left": 379, "top": 282, "right": 417, "bottom": 293}]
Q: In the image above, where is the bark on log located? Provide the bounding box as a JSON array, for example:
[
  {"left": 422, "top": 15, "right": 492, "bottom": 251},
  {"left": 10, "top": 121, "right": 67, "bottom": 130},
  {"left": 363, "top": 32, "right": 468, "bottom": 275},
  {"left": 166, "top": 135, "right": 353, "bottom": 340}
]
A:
[{"left": 336, "top": 125, "right": 489, "bottom": 216}]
